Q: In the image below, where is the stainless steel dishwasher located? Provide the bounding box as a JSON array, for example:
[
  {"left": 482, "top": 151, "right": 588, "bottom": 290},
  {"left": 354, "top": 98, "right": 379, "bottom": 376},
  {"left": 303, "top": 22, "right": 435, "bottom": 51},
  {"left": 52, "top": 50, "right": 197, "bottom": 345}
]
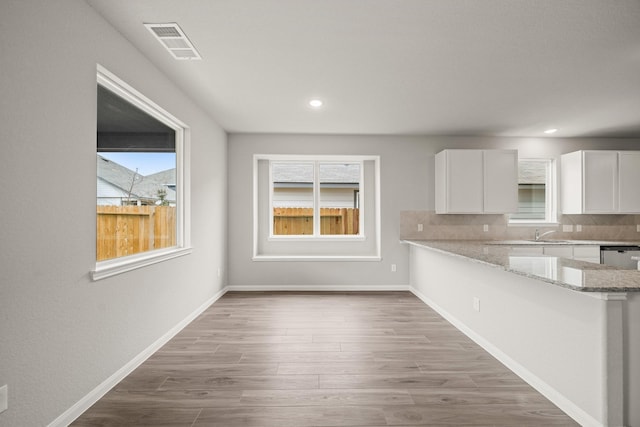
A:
[{"left": 600, "top": 245, "right": 640, "bottom": 269}]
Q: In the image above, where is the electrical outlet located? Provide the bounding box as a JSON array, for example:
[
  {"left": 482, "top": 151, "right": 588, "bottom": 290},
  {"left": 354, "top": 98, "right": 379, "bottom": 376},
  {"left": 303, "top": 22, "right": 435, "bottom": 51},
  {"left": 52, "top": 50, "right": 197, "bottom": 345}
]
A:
[
  {"left": 217, "top": 268, "right": 221, "bottom": 278},
  {"left": 391, "top": 264, "right": 397, "bottom": 272},
  {"left": 417, "top": 224, "right": 423, "bottom": 232},
  {"left": 0, "top": 384, "right": 7, "bottom": 414},
  {"left": 576, "top": 225, "right": 582, "bottom": 232},
  {"left": 563, "top": 224, "right": 573, "bottom": 232},
  {"left": 473, "top": 297, "right": 480, "bottom": 312},
  {"left": 483, "top": 224, "right": 489, "bottom": 232},
  {"left": 637, "top": 225, "right": 640, "bottom": 232}
]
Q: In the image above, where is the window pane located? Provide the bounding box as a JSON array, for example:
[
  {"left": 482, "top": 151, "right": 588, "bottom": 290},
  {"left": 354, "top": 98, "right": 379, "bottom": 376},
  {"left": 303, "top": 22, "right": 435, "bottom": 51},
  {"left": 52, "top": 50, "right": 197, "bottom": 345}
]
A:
[
  {"left": 272, "top": 162, "right": 314, "bottom": 235},
  {"left": 511, "top": 160, "right": 548, "bottom": 221},
  {"left": 319, "top": 163, "right": 360, "bottom": 235},
  {"left": 97, "top": 84, "right": 177, "bottom": 261}
]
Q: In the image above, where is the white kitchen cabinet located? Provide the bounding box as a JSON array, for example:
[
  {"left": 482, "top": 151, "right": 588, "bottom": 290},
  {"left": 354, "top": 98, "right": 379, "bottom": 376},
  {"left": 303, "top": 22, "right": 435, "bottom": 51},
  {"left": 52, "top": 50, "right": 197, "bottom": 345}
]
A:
[
  {"left": 573, "top": 246, "right": 601, "bottom": 264},
  {"left": 436, "top": 149, "right": 483, "bottom": 213},
  {"left": 618, "top": 152, "right": 640, "bottom": 213},
  {"left": 483, "top": 150, "right": 519, "bottom": 213},
  {"left": 561, "top": 150, "right": 640, "bottom": 214},
  {"left": 508, "top": 246, "right": 544, "bottom": 255},
  {"left": 506, "top": 245, "right": 600, "bottom": 264},
  {"left": 543, "top": 246, "right": 573, "bottom": 258},
  {"left": 508, "top": 254, "right": 556, "bottom": 277},
  {"left": 435, "top": 149, "right": 517, "bottom": 214}
]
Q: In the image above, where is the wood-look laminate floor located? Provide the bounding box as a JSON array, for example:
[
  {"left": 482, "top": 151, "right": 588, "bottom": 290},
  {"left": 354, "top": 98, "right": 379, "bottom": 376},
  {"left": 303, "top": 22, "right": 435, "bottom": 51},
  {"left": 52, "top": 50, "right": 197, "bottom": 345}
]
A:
[{"left": 72, "top": 291, "right": 579, "bottom": 426}]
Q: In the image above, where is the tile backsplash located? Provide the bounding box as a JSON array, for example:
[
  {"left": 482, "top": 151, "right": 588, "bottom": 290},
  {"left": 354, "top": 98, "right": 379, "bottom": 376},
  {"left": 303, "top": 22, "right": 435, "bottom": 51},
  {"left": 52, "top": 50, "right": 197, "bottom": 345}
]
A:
[{"left": 400, "top": 211, "right": 640, "bottom": 241}]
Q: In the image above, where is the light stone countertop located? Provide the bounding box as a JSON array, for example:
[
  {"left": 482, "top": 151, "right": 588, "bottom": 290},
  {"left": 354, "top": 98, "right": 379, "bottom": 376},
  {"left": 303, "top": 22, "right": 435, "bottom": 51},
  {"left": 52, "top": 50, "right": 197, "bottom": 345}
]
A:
[
  {"left": 404, "top": 240, "right": 640, "bottom": 293},
  {"left": 484, "top": 239, "right": 640, "bottom": 246}
]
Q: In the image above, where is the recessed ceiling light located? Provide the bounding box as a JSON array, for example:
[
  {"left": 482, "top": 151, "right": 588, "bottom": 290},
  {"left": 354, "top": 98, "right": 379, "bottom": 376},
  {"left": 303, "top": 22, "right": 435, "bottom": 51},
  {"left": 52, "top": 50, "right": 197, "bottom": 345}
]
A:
[
  {"left": 544, "top": 128, "right": 558, "bottom": 134},
  {"left": 309, "top": 99, "right": 323, "bottom": 108}
]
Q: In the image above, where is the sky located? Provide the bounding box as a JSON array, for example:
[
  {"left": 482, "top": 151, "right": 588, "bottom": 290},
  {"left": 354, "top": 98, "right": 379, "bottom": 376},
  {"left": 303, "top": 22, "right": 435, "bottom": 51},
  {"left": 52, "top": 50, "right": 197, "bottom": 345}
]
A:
[{"left": 99, "top": 152, "right": 176, "bottom": 176}]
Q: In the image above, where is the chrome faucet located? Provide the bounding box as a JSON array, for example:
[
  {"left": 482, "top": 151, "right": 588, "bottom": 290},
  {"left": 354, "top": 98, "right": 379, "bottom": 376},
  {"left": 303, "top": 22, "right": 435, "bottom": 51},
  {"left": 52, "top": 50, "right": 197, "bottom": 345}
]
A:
[{"left": 534, "top": 228, "right": 556, "bottom": 241}]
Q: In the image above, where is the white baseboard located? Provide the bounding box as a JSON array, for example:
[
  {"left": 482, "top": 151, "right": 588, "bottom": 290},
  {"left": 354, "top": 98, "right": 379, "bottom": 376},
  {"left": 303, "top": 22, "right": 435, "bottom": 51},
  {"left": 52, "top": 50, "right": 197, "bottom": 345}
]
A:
[
  {"left": 409, "top": 286, "right": 604, "bottom": 427},
  {"left": 226, "top": 284, "right": 411, "bottom": 292},
  {"left": 48, "top": 286, "right": 229, "bottom": 427}
]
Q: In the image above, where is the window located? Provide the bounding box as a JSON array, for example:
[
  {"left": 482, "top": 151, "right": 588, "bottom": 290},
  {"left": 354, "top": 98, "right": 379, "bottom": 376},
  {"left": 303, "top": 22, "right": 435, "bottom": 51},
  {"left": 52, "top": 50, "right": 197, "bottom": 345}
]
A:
[
  {"left": 254, "top": 155, "right": 380, "bottom": 260},
  {"left": 92, "top": 65, "right": 191, "bottom": 280},
  {"left": 509, "top": 159, "right": 556, "bottom": 224},
  {"left": 271, "top": 161, "right": 361, "bottom": 236}
]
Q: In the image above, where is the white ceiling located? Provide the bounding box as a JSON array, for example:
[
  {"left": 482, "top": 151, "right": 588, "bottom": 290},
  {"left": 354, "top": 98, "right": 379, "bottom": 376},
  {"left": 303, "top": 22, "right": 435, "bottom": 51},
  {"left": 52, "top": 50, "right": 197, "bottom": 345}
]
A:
[{"left": 87, "top": 0, "right": 640, "bottom": 137}]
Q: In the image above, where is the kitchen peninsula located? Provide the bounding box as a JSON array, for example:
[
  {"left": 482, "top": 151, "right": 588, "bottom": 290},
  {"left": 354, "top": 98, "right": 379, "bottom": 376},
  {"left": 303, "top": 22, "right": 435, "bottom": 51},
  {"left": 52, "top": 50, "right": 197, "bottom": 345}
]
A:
[{"left": 405, "top": 239, "right": 640, "bottom": 427}]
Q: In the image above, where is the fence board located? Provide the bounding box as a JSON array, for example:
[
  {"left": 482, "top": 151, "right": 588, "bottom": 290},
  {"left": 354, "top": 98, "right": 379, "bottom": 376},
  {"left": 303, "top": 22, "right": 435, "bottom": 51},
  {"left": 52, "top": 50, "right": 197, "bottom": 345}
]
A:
[
  {"left": 273, "top": 207, "right": 359, "bottom": 235},
  {"left": 154, "top": 206, "right": 176, "bottom": 249},
  {"left": 97, "top": 206, "right": 176, "bottom": 261}
]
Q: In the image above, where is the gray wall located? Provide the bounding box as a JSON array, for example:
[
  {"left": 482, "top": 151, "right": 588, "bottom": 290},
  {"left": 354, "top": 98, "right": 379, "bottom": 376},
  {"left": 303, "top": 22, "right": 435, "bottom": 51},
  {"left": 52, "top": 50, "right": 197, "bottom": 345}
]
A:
[
  {"left": 0, "top": 1, "right": 227, "bottom": 426},
  {"left": 2, "top": 1, "right": 640, "bottom": 425},
  {"left": 409, "top": 244, "right": 634, "bottom": 426},
  {"left": 228, "top": 134, "right": 431, "bottom": 288},
  {"left": 228, "top": 134, "right": 640, "bottom": 288}
]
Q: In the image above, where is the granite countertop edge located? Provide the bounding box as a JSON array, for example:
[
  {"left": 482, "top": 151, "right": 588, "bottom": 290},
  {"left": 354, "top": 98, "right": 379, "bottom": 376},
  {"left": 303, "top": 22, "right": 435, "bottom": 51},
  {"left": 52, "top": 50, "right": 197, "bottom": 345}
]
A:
[{"left": 403, "top": 239, "right": 640, "bottom": 293}]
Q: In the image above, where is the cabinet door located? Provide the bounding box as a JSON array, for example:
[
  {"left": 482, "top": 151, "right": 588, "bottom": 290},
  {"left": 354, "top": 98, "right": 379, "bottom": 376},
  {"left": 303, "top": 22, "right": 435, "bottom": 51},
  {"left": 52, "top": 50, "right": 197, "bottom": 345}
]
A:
[
  {"left": 618, "top": 151, "right": 640, "bottom": 213},
  {"left": 509, "top": 246, "right": 544, "bottom": 255},
  {"left": 483, "top": 150, "right": 518, "bottom": 213},
  {"left": 442, "top": 150, "right": 484, "bottom": 213},
  {"left": 543, "top": 246, "right": 573, "bottom": 258},
  {"left": 583, "top": 151, "right": 618, "bottom": 213},
  {"left": 561, "top": 151, "right": 584, "bottom": 214},
  {"left": 573, "top": 246, "right": 601, "bottom": 264}
]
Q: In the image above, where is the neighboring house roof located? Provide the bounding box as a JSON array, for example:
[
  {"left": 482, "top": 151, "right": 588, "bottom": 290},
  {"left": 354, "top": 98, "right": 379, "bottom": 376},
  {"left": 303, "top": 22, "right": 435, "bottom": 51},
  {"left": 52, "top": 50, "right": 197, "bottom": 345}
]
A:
[
  {"left": 142, "top": 168, "right": 176, "bottom": 201},
  {"left": 97, "top": 155, "right": 139, "bottom": 192},
  {"left": 97, "top": 155, "right": 176, "bottom": 202},
  {"left": 97, "top": 177, "right": 129, "bottom": 198},
  {"left": 272, "top": 163, "right": 360, "bottom": 184}
]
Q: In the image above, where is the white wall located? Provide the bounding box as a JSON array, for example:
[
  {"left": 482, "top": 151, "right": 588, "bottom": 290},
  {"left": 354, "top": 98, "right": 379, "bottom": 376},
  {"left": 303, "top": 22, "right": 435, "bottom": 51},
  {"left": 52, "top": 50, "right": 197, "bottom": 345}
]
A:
[
  {"left": 228, "top": 134, "right": 640, "bottom": 288},
  {"left": 229, "top": 134, "right": 430, "bottom": 287},
  {"left": 0, "top": 1, "right": 227, "bottom": 426},
  {"left": 625, "top": 292, "right": 640, "bottom": 426},
  {"left": 409, "top": 245, "right": 635, "bottom": 427},
  {"left": 1, "top": 2, "right": 639, "bottom": 424}
]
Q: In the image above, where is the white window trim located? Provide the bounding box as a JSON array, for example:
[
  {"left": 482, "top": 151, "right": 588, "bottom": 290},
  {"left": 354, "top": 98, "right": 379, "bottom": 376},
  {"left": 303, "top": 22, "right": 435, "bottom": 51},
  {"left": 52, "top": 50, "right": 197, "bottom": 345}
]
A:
[
  {"left": 252, "top": 255, "right": 381, "bottom": 262},
  {"left": 268, "top": 158, "right": 365, "bottom": 240},
  {"left": 253, "top": 154, "right": 381, "bottom": 261},
  {"left": 509, "top": 158, "right": 558, "bottom": 226},
  {"left": 92, "top": 65, "right": 191, "bottom": 281}
]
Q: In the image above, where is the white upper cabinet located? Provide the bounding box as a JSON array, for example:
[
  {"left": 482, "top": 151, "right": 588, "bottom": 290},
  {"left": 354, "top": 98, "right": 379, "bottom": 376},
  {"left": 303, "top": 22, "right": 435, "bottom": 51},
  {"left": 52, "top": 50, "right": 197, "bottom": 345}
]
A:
[
  {"left": 435, "top": 149, "right": 518, "bottom": 214},
  {"left": 561, "top": 150, "right": 640, "bottom": 214},
  {"left": 583, "top": 151, "right": 617, "bottom": 213},
  {"left": 618, "top": 151, "right": 640, "bottom": 213},
  {"left": 436, "top": 149, "right": 483, "bottom": 213},
  {"left": 483, "top": 150, "right": 518, "bottom": 213}
]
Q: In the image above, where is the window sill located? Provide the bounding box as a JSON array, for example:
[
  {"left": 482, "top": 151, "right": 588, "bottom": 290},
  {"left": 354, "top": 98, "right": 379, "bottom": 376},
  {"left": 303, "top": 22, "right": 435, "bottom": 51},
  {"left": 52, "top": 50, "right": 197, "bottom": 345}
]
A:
[
  {"left": 252, "top": 255, "right": 381, "bottom": 262},
  {"left": 508, "top": 221, "right": 560, "bottom": 227},
  {"left": 91, "top": 246, "right": 193, "bottom": 281},
  {"left": 268, "top": 235, "right": 366, "bottom": 242}
]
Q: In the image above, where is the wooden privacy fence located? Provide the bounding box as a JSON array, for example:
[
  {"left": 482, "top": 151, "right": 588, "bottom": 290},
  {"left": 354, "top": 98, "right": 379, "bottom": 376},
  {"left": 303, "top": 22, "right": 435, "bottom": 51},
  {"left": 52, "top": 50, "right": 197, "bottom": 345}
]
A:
[
  {"left": 273, "top": 207, "right": 359, "bottom": 235},
  {"left": 97, "top": 205, "right": 176, "bottom": 261}
]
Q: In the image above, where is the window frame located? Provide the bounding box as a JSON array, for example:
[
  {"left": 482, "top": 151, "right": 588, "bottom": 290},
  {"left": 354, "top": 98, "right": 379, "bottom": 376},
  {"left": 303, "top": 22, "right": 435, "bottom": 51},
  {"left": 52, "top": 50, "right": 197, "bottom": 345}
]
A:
[
  {"left": 509, "top": 158, "right": 558, "bottom": 226},
  {"left": 92, "top": 65, "right": 191, "bottom": 281},
  {"left": 268, "top": 158, "right": 365, "bottom": 240},
  {"left": 253, "top": 154, "right": 381, "bottom": 261}
]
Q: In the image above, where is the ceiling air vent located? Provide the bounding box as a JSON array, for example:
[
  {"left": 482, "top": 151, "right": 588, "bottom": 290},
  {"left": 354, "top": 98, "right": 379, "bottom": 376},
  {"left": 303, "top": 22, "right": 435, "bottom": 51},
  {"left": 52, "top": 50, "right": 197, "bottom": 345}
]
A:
[{"left": 144, "top": 23, "right": 202, "bottom": 60}]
